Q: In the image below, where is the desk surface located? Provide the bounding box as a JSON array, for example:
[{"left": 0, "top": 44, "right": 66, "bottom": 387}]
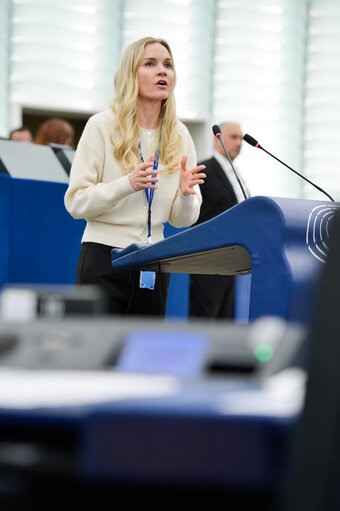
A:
[
  {"left": 0, "top": 317, "right": 305, "bottom": 508},
  {"left": 0, "top": 367, "right": 303, "bottom": 491}
]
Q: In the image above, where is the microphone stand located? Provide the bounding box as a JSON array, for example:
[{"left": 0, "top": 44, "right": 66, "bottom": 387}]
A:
[
  {"left": 259, "top": 146, "right": 335, "bottom": 202},
  {"left": 243, "top": 134, "right": 335, "bottom": 202},
  {"left": 216, "top": 134, "right": 248, "bottom": 201}
]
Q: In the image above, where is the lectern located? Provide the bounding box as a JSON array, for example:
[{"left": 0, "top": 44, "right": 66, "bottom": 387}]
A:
[{"left": 112, "top": 196, "right": 339, "bottom": 322}]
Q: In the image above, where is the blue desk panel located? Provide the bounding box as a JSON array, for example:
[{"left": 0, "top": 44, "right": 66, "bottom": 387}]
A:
[{"left": 0, "top": 174, "right": 85, "bottom": 288}]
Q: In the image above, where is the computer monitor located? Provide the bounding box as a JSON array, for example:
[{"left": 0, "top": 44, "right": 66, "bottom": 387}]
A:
[
  {"left": 0, "top": 139, "right": 69, "bottom": 183},
  {"left": 49, "top": 143, "right": 75, "bottom": 176}
]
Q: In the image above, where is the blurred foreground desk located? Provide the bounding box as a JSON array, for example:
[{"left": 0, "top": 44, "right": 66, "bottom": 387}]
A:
[{"left": 0, "top": 317, "right": 305, "bottom": 509}]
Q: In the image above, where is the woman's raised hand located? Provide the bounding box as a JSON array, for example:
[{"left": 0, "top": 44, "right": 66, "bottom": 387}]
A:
[
  {"left": 179, "top": 155, "right": 206, "bottom": 196},
  {"left": 128, "top": 154, "right": 159, "bottom": 191}
]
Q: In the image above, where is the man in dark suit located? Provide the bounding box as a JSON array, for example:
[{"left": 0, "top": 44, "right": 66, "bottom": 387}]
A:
[{"left": 189, "top": 122, "right": 245, "bottom": 319}]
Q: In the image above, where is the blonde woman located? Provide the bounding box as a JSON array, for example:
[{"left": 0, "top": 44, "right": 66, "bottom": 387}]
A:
[{"left": 64, "top": 37, "right": 206, "bottom": 316}]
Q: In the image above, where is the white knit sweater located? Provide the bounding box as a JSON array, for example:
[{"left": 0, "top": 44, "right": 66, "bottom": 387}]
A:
[{"left": 64, "top": 109, "right": 202, "bottom": 248}]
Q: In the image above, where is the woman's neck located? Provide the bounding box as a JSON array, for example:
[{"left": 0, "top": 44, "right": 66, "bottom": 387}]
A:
[{"left": 137, "top": 98, "right": 161, "bottom": 129}]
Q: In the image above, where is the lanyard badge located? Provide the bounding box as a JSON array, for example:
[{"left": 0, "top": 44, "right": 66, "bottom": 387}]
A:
[
  {"left": 138, "top": 143, "right": 159, "bottom": 243},
  {"left": 138, "top": 144, "right": 159, "bottom": 290}
]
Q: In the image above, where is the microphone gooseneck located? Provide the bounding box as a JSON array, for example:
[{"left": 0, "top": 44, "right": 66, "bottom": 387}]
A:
[
  {"left": 243, "top": 133, "right": 335, "bottom": 202},
  {"left": 212, "top": 125, "right": 221, "bottom": 137},
  {"left": 212, "top": 125, "right": 247, "bottom": 200}
]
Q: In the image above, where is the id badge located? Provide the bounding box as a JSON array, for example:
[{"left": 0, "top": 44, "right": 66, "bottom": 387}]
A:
[{"left": 139, "top": 271, "right": 156, "bottom": 290}]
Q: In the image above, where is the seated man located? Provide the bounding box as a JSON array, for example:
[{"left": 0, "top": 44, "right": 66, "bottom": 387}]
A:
[
  {"left": 9, "top": 126, "right": 33, "bottom": 143},
  {"left": 189, "top": 121, "right": 247, "bottom": 319}
]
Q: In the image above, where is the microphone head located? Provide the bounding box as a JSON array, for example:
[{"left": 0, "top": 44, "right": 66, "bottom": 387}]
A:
[
  {"left": 212, "top": 125, "right": 221, "bottom": 137},
  {"left": 243, "top": 133, "right": 261, "bottom": 148}
]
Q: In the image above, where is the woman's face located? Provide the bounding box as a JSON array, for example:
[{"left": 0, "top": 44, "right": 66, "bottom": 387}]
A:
[{"left": 137, "top": 43, "right": 175, "bottom": 103}]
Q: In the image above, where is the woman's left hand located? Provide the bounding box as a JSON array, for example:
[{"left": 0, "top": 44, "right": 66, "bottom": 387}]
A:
[{"left": 179, "top": 156, "right": 206, "bottom": 196}]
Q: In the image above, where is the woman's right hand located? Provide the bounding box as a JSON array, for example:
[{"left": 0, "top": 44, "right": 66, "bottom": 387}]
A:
[{"left": 128, "top": 154, "right": 159, "bottom": 191}]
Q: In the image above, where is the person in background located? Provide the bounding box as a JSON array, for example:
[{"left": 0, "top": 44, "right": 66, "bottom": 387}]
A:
[
  {"left": 34, "top": 118, "right": 74, "bottom": 147},
  {"left": 9, "top": 126, "right": 33, "bottom": 143},
  {"left": 189, "top": 121, "right": 246, "bottom": 320},
  {"left": 64, "top": 36, "right": 206, "bottom": 317}
]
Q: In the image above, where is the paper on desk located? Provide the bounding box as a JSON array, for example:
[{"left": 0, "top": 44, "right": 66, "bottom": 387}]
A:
[
  {"left": 216, "top": 368, "right": 306, "bottom": 418},
  {"left": 0, "top": 369, "right": 180, "bottom": 409}
]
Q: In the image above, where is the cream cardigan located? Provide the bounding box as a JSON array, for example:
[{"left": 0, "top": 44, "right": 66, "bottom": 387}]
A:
[{"left": 64, "top": 109, "right": 202, "bottom": 248}]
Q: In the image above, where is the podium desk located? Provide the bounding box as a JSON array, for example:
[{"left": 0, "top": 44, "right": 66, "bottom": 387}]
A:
[{"left": 112, "top": 196, "right": 339, "bottom": 322}]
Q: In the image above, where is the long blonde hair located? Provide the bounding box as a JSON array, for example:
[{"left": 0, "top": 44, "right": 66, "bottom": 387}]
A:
[{"left": 111, "top": 37, "right": 182, "bottom": 174}]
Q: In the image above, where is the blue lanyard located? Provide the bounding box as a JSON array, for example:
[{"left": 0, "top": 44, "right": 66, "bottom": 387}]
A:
[{"left": 138, "top": 143, "right": 159, "bottom": 241}]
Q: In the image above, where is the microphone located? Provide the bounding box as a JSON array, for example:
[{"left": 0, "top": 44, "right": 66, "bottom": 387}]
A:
[
  {"left": 212, "top": 125, "right": 247, "bottom": 200},
  {"left": 243, "top": 133, "right": 335, "bottom": 202}
]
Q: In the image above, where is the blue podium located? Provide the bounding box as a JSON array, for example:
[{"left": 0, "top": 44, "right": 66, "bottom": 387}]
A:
[{"left": 112, "top": 196, "right": 339, "bottom": 322}]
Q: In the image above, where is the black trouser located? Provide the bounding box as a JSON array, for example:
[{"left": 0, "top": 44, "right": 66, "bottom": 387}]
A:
[
  {"left": 189, "top": 274, "right": 235, "bottom": 319},
  {"left": 76, "top": 242, "right": 170, "bottom": 316}
]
